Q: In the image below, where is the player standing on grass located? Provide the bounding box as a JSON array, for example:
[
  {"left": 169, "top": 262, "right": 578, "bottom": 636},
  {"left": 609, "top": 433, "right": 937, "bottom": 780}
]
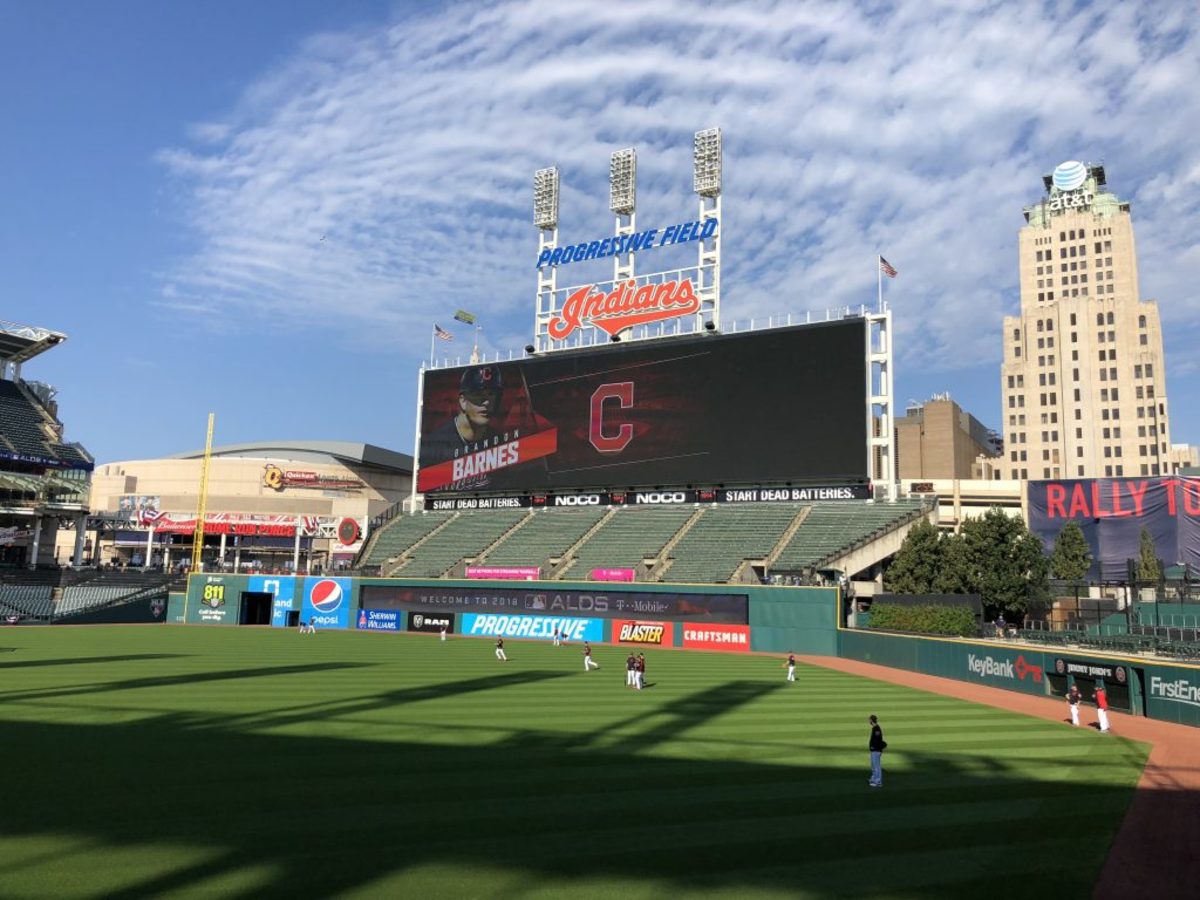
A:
[
  {"left": 635, "top": 653, "right": 646, "bottom": 690},
  {"left": 495, "top": 637, "right": 507, "bottom": 662},
  {"left": 440, "top": 625, "right": 447, "bottom": 642},
  {"left": 784, "top": 652, "right": 796, "bottom": 682},
  {"left": 868, "top": 715, "right": 887, "bottom": 787},
  {"left": 1067, "top": 682, "right": 1081, "bottom": 726},
  {"left": 583, "top": 642, "right": 599, "bottom": 671},
  {"left": 626, "top": 652, "right": 636, "bottom": 688},
  {"left": 553, "top": 627, "right": 561, "bottom": 647}
]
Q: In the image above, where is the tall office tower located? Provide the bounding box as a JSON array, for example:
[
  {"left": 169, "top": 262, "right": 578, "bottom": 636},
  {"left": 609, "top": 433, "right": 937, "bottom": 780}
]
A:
[{"left": 1001, "top": 161, "right": 1170, "bottom": 480}]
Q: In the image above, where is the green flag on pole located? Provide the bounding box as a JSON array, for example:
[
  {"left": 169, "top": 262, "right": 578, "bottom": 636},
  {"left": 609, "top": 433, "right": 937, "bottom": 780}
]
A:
[{"left": 453, "top": 309, "right": 476, "bottom": 325}]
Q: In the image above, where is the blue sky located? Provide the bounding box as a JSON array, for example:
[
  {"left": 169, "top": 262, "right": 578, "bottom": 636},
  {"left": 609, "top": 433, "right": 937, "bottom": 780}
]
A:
[{"left": 2, "top": 0, "right": 1198, "bottom": 464}]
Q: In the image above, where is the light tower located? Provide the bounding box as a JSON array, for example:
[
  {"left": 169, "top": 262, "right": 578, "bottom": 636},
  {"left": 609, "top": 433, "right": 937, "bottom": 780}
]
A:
[
  {"left": 532, "top": 167, "right": 560, "bottom": 354},
  {"left": 693, "top": 127, "right": 722, "bottom": 331}
]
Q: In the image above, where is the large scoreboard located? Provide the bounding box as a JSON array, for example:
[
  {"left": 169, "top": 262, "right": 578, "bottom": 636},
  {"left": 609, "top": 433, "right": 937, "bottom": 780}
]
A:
[{"left": 417, "top": 319, "right": 869, "bottom": 495}]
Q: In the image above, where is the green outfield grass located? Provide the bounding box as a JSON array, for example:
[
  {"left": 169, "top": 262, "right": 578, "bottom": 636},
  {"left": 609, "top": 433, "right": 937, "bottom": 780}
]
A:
[{"left": 0, "top": 626, "right": 1148, "bottom": 899}]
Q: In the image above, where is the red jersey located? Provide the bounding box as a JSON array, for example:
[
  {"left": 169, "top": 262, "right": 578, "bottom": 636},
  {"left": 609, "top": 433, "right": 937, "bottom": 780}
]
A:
[
  {"left": 584, "top": 644, "right": 591, "bottom": 656},
  {"left": 1095, "top": 688, "right": 1108, "bottom": 710}
]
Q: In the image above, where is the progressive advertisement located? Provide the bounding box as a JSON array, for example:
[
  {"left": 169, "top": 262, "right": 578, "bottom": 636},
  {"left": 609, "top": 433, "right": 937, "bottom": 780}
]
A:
[
  {"left": 359, "top": 584, "right": 748, "bottom": 624},
  {"left": 302, "top": 577, "right": 351, "bottom": 630},
  {"left": 461, "top": 613, "right": 603, "bottom": 642},
  {"left": 416, "top": 320, "right": 868, "bottom": 494}
]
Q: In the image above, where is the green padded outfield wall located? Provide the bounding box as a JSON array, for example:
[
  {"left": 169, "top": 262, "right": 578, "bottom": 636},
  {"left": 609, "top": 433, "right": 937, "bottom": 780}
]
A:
[
  {"left": 182, "top": 575, "right": 839, "bottom": 654},
  {"left": 840, "top": 627, "right": 1200, "bottom": 728}
]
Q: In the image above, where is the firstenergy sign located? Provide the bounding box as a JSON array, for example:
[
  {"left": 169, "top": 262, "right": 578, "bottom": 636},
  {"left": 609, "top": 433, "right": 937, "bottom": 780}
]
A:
[{"left": 1149, "top": 676, "right": 1200, "bottom": 709}]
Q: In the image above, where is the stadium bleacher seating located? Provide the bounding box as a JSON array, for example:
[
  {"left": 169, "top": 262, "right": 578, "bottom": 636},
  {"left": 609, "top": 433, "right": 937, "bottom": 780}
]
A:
[
  {"left": 662, "top": 504, "right": 802, "bottom": 583},
  {"left": 482, "top": 507, "right": 607, "bottom": 567},
  {"left": 391, "top": 509, "right": 527, "bottom": 577},
  {"left": 0, "top": 584, "right": 55, "bottom": 619},
  {"left": 0, "top": 379, "right": 58, "bottom": 461},
  {"left": 773, "top": 499, "right": 928, "bottom": 572},
  {"left": 359, "top": 512, "right": 452, "bottom": 568},
  {"left": 558, "top": 506, "right": 696, "bottom": 579}
]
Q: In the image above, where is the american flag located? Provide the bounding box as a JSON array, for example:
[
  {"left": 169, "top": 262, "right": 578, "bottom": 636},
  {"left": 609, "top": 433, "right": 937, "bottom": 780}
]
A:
[
  {"left": 434, "top": 324, "right": 453, "bottom": 341},
  {"left": 879, "top": 256, "right": 898, "bottom": 279}
]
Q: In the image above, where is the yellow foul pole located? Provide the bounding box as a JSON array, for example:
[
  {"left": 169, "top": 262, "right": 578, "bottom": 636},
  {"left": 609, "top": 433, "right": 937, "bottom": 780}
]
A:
[{"left": 191, "top": 413, "right": 215, "bottom": 572}]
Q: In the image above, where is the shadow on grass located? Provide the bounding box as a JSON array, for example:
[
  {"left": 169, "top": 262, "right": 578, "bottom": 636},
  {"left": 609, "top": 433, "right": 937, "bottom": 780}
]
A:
[
  {"left": 0, "top": 675, "right": 1151, "bottom": 899},
  {"left": 0, "top": 653, "right": 187, "bottom": 671},
  {"left": 0, "top": 662, "right": 373, "bottom": 702}
]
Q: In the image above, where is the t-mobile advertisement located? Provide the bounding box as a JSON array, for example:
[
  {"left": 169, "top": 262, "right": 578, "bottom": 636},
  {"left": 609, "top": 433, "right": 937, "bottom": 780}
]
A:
[
  {"left": 416, "top": 320, "right": 868, "bottom": 494},
  {"left": 359, "top": 584, "right": 748, "bottom": 624}
]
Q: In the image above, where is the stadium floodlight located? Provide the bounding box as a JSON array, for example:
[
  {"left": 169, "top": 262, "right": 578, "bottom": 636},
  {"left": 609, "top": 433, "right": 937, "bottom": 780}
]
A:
[
  {"left": 533, "top": 167, "right": 560, "bottom": 229},
  {"left": 609, "top": 148, "right": 636, "bottom": 215},
  {"left": 693, "top": 127, "right": 722, "bottom": 197}
]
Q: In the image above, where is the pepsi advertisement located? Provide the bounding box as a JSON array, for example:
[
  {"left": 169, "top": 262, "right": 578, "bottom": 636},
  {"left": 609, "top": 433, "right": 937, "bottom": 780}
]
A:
[
  {"left": 416, "top": 320, "right": 869, "bottom": 495},
  {"left": 303, "top": 577, "right": 351, "bottom": 629}
]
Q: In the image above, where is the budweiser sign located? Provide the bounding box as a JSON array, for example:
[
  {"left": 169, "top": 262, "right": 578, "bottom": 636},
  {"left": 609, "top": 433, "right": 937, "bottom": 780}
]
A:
[{"left": 548, "top": 278, "right": 700, "bottom": 340}]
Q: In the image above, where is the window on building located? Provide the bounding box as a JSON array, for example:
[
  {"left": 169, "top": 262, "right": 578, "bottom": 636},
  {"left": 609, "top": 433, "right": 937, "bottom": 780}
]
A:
[
  {"left": 1069, "top": 313, "right": 1077, "bottom": 325},
  {"left": 1079, "top": 466, "right": 1086, "bottom": 476},
  {"left": 1146, "top": 363, "right": 1153, "bottom": 377},
  {"left": 1139, "top": 315, "right": 1146, "bottom": 329},
  {"left": 1106, "top": 312, "right": 1114, "bottom": 325},
  {"left": 1039, "top": 373, "right": 1046, "bottom": 386},
  {"left": 1111, "top": 388, "right": 1118, "bottom": 401},
  {"left": 1013, "top": 328, "right": 1020, "bottom": 341},
  {"left": 1138, "top": 334, "right": 1146, "bottom": 346},
  {"left": 1072, "top": 349, "right": 1078, "bottom": 360},
  {"left": 1097, "top": 313, "right": 1104, "bottom": 326},
  {"left": 1060, "top": 248, "right": 1067, "bottom": 258},
  {"left": 1105, "top": 465, "right": 1113, "bottom": 476},
  {"left": 1077, "top": 446, "right": 1084, "bottom": 457},
  {"left": 1076, "top": 427, "right": 1083, "bottom": 439},
  {"left": 1147, "top": 386, "right": 1154, "bottom": 398},
  {"left": 1075, "top": 409, "right": 1082, "bottom": 420},
  {"left": 1072, "top": 368, "right": 1079, "bottom": 382},
  {"left": 1103, "top": 428, "right": 1110, "bottom": 439},
  {"left": 1104, "top": 240, "right": 1112, "bottom": 251},
  {"left": 1116, "top": 465, "right": 1124, "bottom": 476},
  {"left": 1135, "top": 365, "right": 1143, "bottom": 378},
  {"left": 1100, "top": 369, "right": 1108, "bottom": 382}
]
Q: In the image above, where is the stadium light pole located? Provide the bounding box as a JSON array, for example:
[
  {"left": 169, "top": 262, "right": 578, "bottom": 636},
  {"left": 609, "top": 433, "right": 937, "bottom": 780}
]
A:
[
  {"left": 610, "top": 148, "right": 637, "bottom": 290},
  {"left": 693, "top": 128, "right": 722, "bottom": 333},
  {"left": 533, "top": 166, "right": 560, "bottom": 354}
]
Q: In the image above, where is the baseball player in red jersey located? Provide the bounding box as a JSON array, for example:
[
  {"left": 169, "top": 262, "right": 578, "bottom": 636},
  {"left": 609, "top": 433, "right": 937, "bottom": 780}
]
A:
[
  {"left": 1095, "top": 681, "right": 1111, "bottom": 732},
  {"left": 626, "top": 653, "right": 637, "bottom": 688},
  {"left": 635, "top": 653, "right": 645, "bottom": 690},
  {"left": 495, "top": 637, "right": 507, "bottom": 662},
  {"left": 583, "top": 641, "right": 599, "bottom": 671}
]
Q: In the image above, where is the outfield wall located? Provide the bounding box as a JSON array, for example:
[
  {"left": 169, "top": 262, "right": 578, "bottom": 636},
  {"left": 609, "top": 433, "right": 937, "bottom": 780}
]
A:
[
  {"left": 179, "top": 574, "right": 839, "bottom": 654},
  {"left": 838, "top": 628, "right": 1200, "bottom": 728}
]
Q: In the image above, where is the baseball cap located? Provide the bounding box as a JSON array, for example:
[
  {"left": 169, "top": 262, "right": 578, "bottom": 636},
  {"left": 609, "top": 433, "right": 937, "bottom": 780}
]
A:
[{"left": 460, "top": 366, "right": 502, "bottom": 395}]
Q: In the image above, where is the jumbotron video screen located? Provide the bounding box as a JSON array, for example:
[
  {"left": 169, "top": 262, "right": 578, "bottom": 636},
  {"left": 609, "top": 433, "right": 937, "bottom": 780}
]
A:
[{"left": 417, "top": 319, "right": 869, "bottom": 494}]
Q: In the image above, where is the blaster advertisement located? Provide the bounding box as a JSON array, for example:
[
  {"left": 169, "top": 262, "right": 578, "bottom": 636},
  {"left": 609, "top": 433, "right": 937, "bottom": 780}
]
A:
[
  {"left": 416, "top": 320, "right": 868, "bottom": 494},
  {"left": 359, "top": 584, "right": 748, "bottom": 624}
]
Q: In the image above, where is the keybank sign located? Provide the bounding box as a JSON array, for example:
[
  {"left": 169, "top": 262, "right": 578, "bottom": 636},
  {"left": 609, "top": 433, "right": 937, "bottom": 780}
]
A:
[{"left": 967, "top": 653, "right": 1042, "bottom": 683}]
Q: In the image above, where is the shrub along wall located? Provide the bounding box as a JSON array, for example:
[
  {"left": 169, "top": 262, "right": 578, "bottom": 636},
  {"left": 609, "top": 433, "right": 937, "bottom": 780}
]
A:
[{"left": 868, "top": 603, "right": 977, "bottom": 637}]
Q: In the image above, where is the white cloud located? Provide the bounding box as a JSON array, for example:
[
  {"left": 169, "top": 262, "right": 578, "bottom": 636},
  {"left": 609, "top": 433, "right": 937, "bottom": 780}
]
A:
[{"left": 158, "top": 0, "right": 1200, "bottom": 380}]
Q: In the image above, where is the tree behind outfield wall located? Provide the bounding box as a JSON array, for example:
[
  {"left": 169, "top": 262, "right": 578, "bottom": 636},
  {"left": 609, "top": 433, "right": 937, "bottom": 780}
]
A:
[
  {"left": 1136, "top": 527, "right": 1163, "bottom": 585},
  {"left": 960, "top": 507, "right": 1049, "bottom": 618},
  {"left": 883, "top": 518, "right": 943, "bottom": 594},
  {"left": 1050, "top": 521, "right": 1093, "bottom": 581}
]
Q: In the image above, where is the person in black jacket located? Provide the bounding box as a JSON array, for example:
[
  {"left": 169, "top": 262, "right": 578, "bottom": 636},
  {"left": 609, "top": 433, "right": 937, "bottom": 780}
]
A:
[{"left": 868, "top": 715, "right": 887, "bottom": 787}]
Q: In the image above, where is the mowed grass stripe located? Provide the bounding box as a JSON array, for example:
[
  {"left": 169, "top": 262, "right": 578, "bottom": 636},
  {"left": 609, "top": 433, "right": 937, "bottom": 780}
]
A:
[{"left": 0, "top": 625, "right": 1147, "bottom": 899}]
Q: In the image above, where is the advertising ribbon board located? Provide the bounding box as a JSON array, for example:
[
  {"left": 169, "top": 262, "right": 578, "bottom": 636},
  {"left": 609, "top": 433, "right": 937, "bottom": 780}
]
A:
[
  {"left": 591, "top": 568, "right": 636, "bottom": 582},
  {"left": 356, "top": 609, "right": 401, "bottom": 632},
  {"left": 682, "top": 623, "right": 750, "bottom": 652},
  {"left": 359, "top": 584, "right": 748, "bottom": 624},
  {"left": 612, "top": 619, "right": 673, "bottom": 645},
  {"left": 465, "top": 566, "right": 540, "bottom": 580},
  {"left": 407, "top": 612, "right": 456, "bottom": 634},
  {"left": 461, "top": 613, "right": 602, "bottom": 642}
]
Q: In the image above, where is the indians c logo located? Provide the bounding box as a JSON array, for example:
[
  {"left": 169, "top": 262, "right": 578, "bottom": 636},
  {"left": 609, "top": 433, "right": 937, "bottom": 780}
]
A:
[
  {"left": 263, "top": 465, "right": 285, "bottom": 490},
  {"left": 309, "top": 579, "right": 343, "bottom": 613}
]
